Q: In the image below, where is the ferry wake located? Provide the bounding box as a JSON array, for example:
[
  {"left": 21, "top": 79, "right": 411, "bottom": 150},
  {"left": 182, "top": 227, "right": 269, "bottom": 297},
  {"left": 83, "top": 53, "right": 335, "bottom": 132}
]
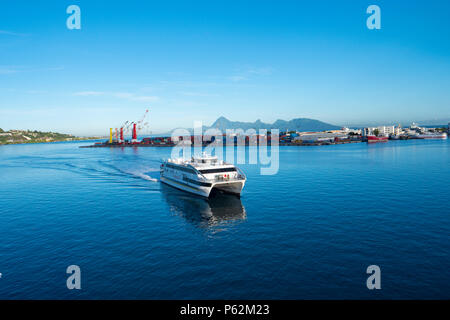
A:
[{"left": 160, "top": 153, "right": 246, "bottom": 197}]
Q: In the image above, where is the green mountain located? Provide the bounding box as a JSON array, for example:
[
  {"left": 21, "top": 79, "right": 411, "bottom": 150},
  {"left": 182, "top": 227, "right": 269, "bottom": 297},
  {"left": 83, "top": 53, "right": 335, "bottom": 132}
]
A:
[
  {"left": 208, "top": 116, "right": 341, "bottom": 132},
  {"left": 0, "top": 129, "right": 96, "bottom": 145}
]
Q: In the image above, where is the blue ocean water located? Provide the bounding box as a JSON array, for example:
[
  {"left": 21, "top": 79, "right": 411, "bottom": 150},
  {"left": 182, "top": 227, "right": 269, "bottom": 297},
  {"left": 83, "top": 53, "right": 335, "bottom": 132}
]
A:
[{"left": 0, "top": 140, "right": 449, "bottom": 299}]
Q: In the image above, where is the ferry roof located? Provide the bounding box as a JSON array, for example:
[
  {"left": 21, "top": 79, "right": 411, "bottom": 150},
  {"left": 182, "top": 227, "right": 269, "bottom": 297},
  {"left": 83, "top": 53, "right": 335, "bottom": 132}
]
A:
[{"left": 166, "top": 157, "right": 236, "bottom": 171}]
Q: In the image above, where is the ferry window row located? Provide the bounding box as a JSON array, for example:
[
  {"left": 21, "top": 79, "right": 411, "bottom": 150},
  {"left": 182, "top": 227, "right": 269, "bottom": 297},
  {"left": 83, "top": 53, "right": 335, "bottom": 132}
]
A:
[
  {"left": 199, "top": 168, "right": 237, "bottom": 174},
  {"left": 183, "top": 176, "right": 212, "bottom": 187},
  {"left": 165, "top": 163, "right": 197, "bottom": 174}
]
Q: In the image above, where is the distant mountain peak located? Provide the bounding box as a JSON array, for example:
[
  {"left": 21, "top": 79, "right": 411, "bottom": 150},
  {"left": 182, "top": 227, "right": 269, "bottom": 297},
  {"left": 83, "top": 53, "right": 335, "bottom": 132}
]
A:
[
  {"left": 216, "top": 116, "right": 229, "bottom": 121},
  {"left": 211, "top": 116, "right": 231, "bottom": 128},
  {"left": 206, "top": 117, "right": 340, "bottom": 132}
]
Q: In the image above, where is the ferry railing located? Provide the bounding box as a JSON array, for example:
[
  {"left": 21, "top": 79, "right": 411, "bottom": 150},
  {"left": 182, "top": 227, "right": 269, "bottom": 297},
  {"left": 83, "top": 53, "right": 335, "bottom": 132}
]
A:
[
  {"left": 194, "top": 164, "right": 247, "bottom": 183},
  {"left": 200, "top": 171, "right": 246, "bottom": 182}
]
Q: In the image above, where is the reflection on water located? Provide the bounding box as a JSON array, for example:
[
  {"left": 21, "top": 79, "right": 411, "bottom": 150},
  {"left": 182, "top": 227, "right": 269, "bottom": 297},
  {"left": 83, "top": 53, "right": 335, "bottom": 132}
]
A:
[{"left": 160, "top": 184, "right": 246, "bottom": 229}]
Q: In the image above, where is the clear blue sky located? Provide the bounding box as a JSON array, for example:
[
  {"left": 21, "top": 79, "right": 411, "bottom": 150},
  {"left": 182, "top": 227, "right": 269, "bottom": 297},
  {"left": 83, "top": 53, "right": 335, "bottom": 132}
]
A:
[{"left": 1, "top": 0, "right": 449, "bottom": 135}]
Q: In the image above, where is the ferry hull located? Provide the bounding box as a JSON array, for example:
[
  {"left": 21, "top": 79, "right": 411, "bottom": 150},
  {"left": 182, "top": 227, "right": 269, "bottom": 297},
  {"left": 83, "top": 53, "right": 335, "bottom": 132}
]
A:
[
  {"left": 212, "top": 181, "right": 245, "bottom": 197},
  {"left": 160, "top": 176, "right": 245, "bottom": 198},
  {"left": 160, "top": 176, "right": 211, "bottom": 197}
]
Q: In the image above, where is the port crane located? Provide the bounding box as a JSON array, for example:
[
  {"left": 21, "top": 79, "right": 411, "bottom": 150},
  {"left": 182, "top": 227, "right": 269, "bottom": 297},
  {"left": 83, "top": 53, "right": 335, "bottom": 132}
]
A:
[
  {"left": 136, "top": 109, "right": 149, "bottom": 131},
  {"left": 109, "top": 109, "right": 150, "bottom": 144}
]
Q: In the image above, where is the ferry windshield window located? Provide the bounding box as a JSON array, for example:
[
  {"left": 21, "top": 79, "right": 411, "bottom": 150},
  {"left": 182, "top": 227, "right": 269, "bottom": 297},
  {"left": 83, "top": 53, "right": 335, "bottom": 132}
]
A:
[{"left": 199, "top": 168, "right": 238, "bottom": 174}]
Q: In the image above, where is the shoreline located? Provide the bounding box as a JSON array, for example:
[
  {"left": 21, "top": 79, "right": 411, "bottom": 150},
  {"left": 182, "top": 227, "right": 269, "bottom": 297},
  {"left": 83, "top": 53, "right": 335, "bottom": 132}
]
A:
[
  {"left": 79, "top": 138, "right": 449, "bottom": 148},
  {"left": 0, "top": 138, "right": 100, "bottom": 146},
  {"left": 79, "top": 140, "right": 367, "bottom": 148}
]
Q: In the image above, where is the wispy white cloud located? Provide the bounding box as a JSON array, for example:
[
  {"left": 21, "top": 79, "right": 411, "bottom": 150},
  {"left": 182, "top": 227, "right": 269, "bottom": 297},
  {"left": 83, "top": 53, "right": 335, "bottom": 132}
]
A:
[
  {"left": 74, "top": 91, "right": 106, "bottom": 96},
  {"left": 130, "top": 96, "right": 159, "bottom": 102},
  {"left": 158, "top": 80, "right": 221, "bottom": 87},
  {"left": 44, "top": 66, "right": 65, "bottom": 71},
  {"left": 112, "top": 92, "right": 135, "bottom": 99},
  {"left": 0, "top": 65, "right": 64, "bottom": 75},
  {"left": 26, "top": 90, "right": 47, "bottom": 94},
  {"left": 247, "top": 67, "right": 273, "bottom": 76},
  {"left": 179, "top": 91, "right": 220, "bottom": 97},
  {"left": 0, "top": 66, "right": 19, "bottom": 74},
  {"left": 228, "top": 67, "right": 273, "bottom": 82},
  {"left": 0, "top": 30, "right": 28, "bottom": 36},
  {"left": 228, "top": 75, "right": 247, "bottom": 82},
  {"left": 74, "top": 91, "right": 159, "bottom": 102},
  {"left": 112, "top": 92, "right": 159, "bottom": 102}
]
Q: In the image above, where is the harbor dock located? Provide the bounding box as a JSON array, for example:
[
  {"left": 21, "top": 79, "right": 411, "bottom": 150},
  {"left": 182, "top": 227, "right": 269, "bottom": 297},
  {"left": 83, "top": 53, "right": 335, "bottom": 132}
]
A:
[{"left": 80, "top": 123, "right": 448, "bottom": 148}]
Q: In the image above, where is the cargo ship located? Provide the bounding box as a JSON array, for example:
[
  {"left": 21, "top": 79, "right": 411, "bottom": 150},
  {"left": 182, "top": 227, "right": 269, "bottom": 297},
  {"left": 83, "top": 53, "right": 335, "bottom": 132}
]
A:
[
  {"left": 366, "top": 135, "right": 388, "bottom": 143},
  {"left": 390, "top": 134, "right": 409, "bottom": 140},
  {"left": 414, "top": 132, "right": 447, "bottom": 139}
]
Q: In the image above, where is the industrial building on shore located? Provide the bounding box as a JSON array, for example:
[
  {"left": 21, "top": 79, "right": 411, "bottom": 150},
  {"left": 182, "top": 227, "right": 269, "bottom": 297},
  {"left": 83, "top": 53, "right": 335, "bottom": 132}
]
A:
[{"left": 83, "top": 119, "right": 449, "bottom": 148}]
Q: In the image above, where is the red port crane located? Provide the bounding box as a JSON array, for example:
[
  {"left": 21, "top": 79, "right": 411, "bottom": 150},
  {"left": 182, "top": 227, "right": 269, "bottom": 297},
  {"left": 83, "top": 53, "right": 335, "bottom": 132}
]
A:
[
  {"left": 111, "top": 109, "right": 149, "bottom": 144},
  {"left": 131, "top": 109, "right": 149, "bottom": 143}
]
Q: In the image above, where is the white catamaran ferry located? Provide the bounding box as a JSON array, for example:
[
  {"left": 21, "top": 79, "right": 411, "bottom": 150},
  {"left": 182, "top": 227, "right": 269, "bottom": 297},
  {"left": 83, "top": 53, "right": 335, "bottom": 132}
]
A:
[{"left": 160, "top": 153, "right": 246, "bottom": 197}]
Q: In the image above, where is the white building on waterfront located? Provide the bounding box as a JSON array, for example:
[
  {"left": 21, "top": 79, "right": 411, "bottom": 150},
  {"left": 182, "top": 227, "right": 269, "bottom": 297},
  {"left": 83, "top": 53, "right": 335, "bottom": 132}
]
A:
[{"left": 362, "top": 126, "right": 401, "bottom": 136}]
